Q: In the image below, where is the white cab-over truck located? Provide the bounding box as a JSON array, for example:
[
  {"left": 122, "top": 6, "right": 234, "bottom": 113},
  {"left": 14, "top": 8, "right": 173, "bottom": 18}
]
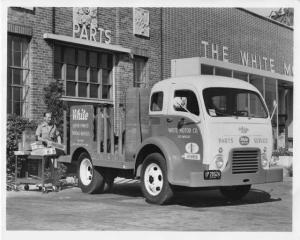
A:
[{"left": 59, "top": 75, "right": 283, "bottom": 205}]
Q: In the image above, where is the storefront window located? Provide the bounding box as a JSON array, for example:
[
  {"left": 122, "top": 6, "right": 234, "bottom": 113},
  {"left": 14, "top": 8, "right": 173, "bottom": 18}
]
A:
[
  {"left": 134, "top": 56, "right": 147, "bottom": 87},
  {"left": 250, "top": 75, "right": 264, "bottom": 96},
  {"left": 7, "top": 35, "right": 30, "bottom": 116},
  {"left": 215, "top": 67, "right": 232, "bottom": 77},
  {"left": 54, "top": 45, "right": 113, "bottom": 100},
  {"left": 233, "top": 71, "right": 248, "bottom": 81},
  {"left": 201, "top": 64, "right": 214, "bottom": 75}
]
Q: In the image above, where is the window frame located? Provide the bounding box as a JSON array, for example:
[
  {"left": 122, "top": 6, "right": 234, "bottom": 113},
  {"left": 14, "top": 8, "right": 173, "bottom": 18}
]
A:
[
  {"left": 7, "top": 34, "right": 30, "bottom": 116},
  {"left": 54, "top": 44, "right": 113, "bottom": 101}
]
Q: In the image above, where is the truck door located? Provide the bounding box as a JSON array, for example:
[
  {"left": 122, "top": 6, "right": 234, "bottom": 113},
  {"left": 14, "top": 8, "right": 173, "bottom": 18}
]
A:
[{"left": 166, "top": 84, "right": 204, "bottom": 163}]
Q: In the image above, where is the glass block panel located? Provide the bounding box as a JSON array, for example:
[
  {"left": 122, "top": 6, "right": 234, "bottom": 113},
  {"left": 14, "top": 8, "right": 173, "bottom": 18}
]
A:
[
  {"left": 78, "top": 83, "right": 88, "bottom": 97},
  {"left": 66, "top": 65, "right": 76, "bottom": 80},
  {"left": 66, "top": 81, "right": 76, "bottom": 96},
  {"left": 90, "top": 84, "right": 98, "bottom": 98},
  {"left": 78, "top": 66, "right": 87, "bottom": 82},
  {"left": 78, "top": 50, "right": 87, "bottom": 66}
]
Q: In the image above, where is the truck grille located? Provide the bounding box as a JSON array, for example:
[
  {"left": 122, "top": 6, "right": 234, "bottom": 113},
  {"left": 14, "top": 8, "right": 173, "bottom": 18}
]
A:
[{"left": 231, "top": 149, "right": 259, "bottom": 174}]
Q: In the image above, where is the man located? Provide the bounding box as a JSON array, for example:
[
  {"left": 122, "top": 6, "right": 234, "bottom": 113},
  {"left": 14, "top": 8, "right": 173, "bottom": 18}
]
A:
[{"left": 35, "top": 112, "right": 61, "bottom": 145}]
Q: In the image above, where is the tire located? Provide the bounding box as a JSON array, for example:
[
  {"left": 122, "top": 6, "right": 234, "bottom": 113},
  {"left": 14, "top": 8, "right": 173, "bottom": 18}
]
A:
[
  {"left": 77, "top": 152, "right": 105, "bottom": 194},
  {"left": 220, "top": 185, "right": 251, "bottom": 200},
  {"left": 141, "top": 153, "right": 173, "bottom": 205}
]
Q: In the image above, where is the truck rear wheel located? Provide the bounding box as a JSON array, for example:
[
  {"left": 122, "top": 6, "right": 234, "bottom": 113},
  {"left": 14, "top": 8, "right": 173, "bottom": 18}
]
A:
[
  {"left": 220, "top": 185, "right": 251, "bottom": 200},
  {"left": 141, "top": 153, "right": 173, "bottom": 205},
  {"left": 77, "top": 152, "right": 105, "bottom": 194}
]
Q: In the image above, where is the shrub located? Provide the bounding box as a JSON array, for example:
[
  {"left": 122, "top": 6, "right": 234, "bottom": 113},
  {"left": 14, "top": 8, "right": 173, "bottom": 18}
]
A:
[{"left": 6, "top": 115, "right": 37, "bottom": 175}]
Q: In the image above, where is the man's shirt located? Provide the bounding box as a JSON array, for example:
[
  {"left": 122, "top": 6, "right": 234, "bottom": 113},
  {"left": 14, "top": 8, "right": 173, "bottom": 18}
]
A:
[{"left": 35, "top": 122, "right": 59, "bottom": 142}]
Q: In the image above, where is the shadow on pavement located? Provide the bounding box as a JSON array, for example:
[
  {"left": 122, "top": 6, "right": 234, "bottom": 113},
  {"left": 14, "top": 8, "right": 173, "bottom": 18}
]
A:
[{"left": 111, "top": 182, "right": 281, "bottom": 207}]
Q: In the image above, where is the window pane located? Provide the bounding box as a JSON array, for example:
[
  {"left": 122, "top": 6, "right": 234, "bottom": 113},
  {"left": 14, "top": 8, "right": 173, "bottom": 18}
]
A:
[
  {"left": 201, "top": 64, "right": 214, "bottom": 75},
  {"left": 66, "top": 82, "right": 76, "bottom": 96},
  {"left": 102, "top": 70, "right": 110, "bottom": 84},
  {"left": 13, "top": 51, "right": 21, "bottom": 67},
  {"left": 54, "top": 45, "right": 62, "bottom": 62},
  {"left": 54, "top": 63, "right": 63, "bottom": 79},
  {"left": 90, "top": 84, "right": 98, "bottom": 98},
  {"left": 8, "top": 38, "right": 12, "bottom": 66},
  {"left": 22, "top": 49, "right": 29, "bottom": 68},
  {"left": 78, "top": 83, "right": 87, "bottom": 97},
  {"left": 174, "top": 90, "right": 199, "bottom": 115},
  {"left": 107, "top": 54, "right": 113, "bottom": 69},
  {"left": 64, "top": 48, "right": 76, "bottom": 64},
  {"left": 13, "top": 87, "right": 22, "bottom": 102},
  {"left": 215, "top": 67, "right": 232, "bottom": 77},
  {"left": 150, "top": 92, "right": 163, "bottom": 111},
  {"left": 89, "top": 52, "right": 97, "bottom": 67},
  {"left": 265, "top": 78, "right": 276, "bottom": 113},
  {"left": 13, "top": 101, "right": 22, "bottom": 116},
  {"left": 90, "top": 68, "right": 98, "bottom": 83},
  {"left": 134, "top": 57, "right": 147, "bottom": 87},
  {"left": 78, "top": 66, "right": 87, "bottom": 81},
  {"left": 13, "top": 39, "right": 21, "bottom": 52},
  {"left": 102, "top": 85, "right": 110, "bottom": 99},
  {"left": 78, "top": 50, "right": 86, "bottom": 66},
  {"left": 99, "top": 53, "right": 108, "bottom": 68},
  {"left": 234, "top": 71, "right": 248, "bottom": 81},
  {"left": 66, "top": 65, "right": 76, "bottom": 80},
  {"left": 250, "top": 75, "right": 264, "bottom": 96},
  {"left": 13, "top": 69, "right": 22, "bottom": 85},
  {"left": 7, "top": 87, "right": 12, "bottom": 114},
  {"left": 7, "top": 68, "right": 12, "bottom": 85}
]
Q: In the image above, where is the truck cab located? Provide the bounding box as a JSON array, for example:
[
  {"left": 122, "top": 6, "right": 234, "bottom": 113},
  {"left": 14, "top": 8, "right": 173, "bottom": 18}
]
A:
[{"left": 137, "top": 75, "right": 282, "bottom": 204}]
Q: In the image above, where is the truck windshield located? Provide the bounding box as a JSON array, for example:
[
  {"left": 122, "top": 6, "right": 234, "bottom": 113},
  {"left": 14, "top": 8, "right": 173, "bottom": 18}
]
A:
[{"left": 203, "top": 87, "right": 268, "bottom": 118}]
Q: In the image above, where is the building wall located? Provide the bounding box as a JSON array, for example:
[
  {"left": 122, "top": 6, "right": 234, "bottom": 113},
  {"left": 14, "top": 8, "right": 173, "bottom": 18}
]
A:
[{"left": 162, "top": 8, "right": 293, "bottom": 79}]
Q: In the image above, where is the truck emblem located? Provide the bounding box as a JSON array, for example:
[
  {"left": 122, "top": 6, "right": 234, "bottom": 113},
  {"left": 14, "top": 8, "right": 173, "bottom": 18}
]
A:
[
  {"left": 185, "top": 142, "right": 199, "bottom": 154},
  {"left": 238, "top": 126, "right": 249, "bottom": 134},
  {"left": 239, "top": 136, "right": 250, "bottom": 145}
]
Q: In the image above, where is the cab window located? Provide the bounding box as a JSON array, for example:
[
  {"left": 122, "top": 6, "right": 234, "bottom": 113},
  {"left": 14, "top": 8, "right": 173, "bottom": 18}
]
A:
[
  {"left": 174, "top": 90, "right": 200, "bottom": 115},
  {"left": 150, "top": 91, "right": 163, "bottom": 111}
]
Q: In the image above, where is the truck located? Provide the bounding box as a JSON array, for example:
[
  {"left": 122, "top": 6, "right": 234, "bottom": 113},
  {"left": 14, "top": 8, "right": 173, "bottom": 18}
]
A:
[{"left": 58, "top": 74, "right": 283, "bottom": 205}]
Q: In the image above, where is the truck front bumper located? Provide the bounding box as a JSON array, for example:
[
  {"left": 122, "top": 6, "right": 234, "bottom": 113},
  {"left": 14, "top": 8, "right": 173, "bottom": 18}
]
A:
[{"left": 186, "top": 167, "right": 283, "bottom": 188}]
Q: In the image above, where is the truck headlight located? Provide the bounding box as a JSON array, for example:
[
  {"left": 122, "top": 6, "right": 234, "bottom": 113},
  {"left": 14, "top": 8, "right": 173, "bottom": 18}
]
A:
[
  {"left": 261, "top": 152, "right": 268, "bottom": 168},
  {"left": 215, "top": 155, "right": 224, "bottom": 169}
]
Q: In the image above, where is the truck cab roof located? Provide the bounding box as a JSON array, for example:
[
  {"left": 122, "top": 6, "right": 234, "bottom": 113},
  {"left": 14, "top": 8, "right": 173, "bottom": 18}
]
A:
[{"left": 151, "top": 75, "right": 260, "bottom": 94}]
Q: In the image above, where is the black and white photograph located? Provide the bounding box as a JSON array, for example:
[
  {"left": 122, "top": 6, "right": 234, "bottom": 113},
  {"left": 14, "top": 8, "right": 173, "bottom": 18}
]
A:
[{"left": 0, "top": 0, "right": 298, "bottom": 239}]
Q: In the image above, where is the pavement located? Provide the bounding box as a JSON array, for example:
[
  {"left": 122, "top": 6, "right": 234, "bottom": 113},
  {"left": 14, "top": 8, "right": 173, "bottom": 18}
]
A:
[{"left": 5, "top": 176, "right": 293, "bottom": 231}]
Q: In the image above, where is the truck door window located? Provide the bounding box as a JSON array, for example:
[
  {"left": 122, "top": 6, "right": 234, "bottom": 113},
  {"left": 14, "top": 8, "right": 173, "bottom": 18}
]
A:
[
  {"left": 150, "top": 91, "right": 163, "bottom": 111},
  {"left": 174, "top": 90, "right": 199, "bottom": 115}
]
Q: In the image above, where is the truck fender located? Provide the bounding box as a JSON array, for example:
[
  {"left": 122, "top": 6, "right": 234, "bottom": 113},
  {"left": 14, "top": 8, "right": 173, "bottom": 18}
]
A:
[{"left": 134, "top": 136, "right": 182, "bottom": 184}]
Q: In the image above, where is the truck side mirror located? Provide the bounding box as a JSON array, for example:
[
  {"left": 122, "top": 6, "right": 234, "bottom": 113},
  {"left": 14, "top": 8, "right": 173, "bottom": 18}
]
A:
[{"left": 271, "top": 100, "right": 277, "bottom": 120}]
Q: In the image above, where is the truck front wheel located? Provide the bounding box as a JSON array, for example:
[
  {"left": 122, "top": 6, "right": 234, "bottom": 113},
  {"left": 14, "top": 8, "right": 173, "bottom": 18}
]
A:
[
  {"left": 141, "top": 153, "right": 173, "bottom": 205},
  {"left": 77, "top": 152, "right": 105, "bottom": 194},
  {"left": 219, "top": 185, "right": 251, "bottom": 200}
]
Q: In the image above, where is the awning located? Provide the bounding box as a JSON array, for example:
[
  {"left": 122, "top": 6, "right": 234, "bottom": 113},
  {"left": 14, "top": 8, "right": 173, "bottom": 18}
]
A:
[{"left": 43, "top": 33, "right": 132, "bottom": 55}]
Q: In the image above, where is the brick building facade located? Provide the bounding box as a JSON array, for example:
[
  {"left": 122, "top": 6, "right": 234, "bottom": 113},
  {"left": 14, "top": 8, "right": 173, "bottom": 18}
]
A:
[{"left": 7, "top": 7, "right": 293, "bottom": 148}]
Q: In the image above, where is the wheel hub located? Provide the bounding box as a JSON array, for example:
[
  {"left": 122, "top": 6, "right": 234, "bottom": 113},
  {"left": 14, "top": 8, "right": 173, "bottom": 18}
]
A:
[
  {"left": 144, "top": 163, "right": 163, "bottom": 196},
  {"left": 80, "top": 158, "right": 93, "bottom": 186}
]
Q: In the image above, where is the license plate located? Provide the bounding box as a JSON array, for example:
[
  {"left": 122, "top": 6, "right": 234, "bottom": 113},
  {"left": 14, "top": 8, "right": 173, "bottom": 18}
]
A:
[{"left": 204, "top": 170, "right": 221, "bottom": 180}]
